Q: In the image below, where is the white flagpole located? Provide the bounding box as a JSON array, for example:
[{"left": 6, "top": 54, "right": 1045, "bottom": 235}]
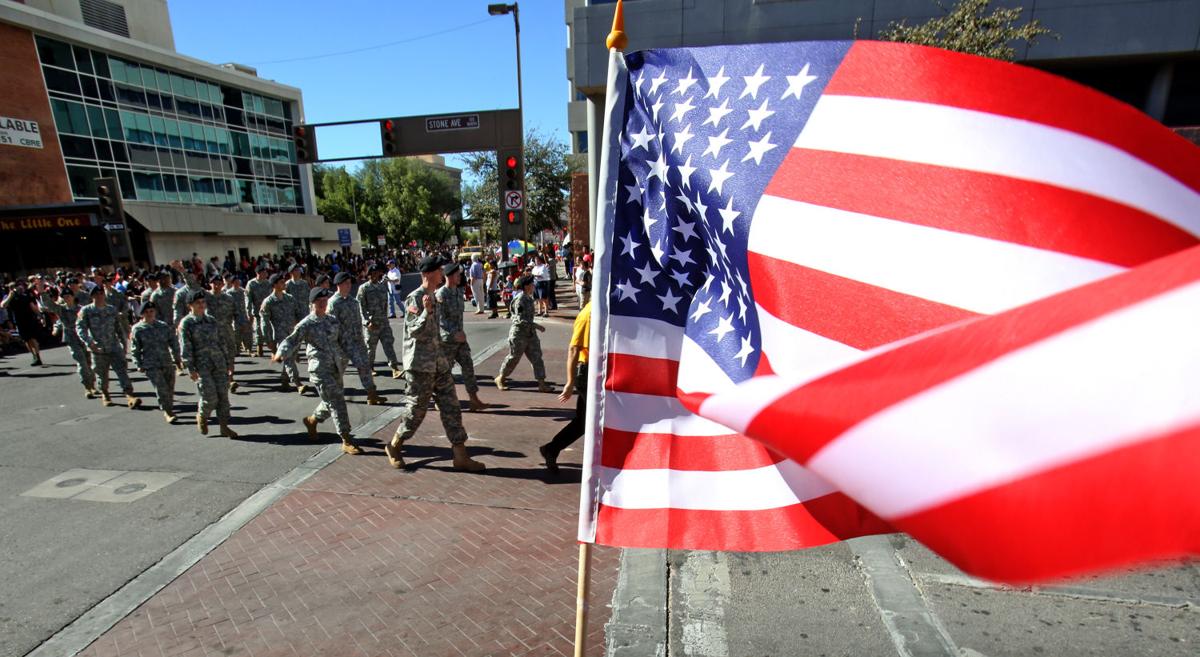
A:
[{"left": 575, "top": 3, "right": 630, "bottom": 655}]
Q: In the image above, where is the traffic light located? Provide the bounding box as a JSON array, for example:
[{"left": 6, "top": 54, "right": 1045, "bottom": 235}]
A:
[
  {"left": 498, "top": 148, "right": 522, "bottom": 190},
  {"left": 293, "top": 124, "right": 318, "bottom": 163},
  {"left": 95, "top": 176, "right": 124, "bottom": 224},
  {"left": 505, "top": 209, "right": 521, "bottom": 224},
  {"left": 381, "top": 119, "right": 399, "bottom": 156}
]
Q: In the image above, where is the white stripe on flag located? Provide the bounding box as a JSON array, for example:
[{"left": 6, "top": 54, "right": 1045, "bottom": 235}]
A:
[
  {"left": 755, "top": 302, "right": 863, "bottom": 372},
  {"left": 602, "top": 389, "right": 736, "bottom": 437},
  {"left": 598, "top": 458, "right": 838, "bottom": 510},
  {"left": 795, "top": 95, "right": 1200, "bottom": 234},
  {"left": 750, "top": 196, "right": 1127, "bottom": 314},
  {"left": 809, "top": 279, "right": 1200, "bottom": 519},
  {"left": 610, "top": 313, "right": 684, "bottom": 361}
]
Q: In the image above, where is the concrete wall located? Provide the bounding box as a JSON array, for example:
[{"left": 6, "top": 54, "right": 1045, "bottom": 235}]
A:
[
  {"left": 23, "top": 0, "right": 175, "bottom": 51},
  {"left": 147, "top": 233, "right": 278, "bottom": 265},
  {"left": 568, "top": 0, "right": 1200, "bottom": 93},
  {"left": 0, "top": 22, "right": 74, "bottom": 205}
]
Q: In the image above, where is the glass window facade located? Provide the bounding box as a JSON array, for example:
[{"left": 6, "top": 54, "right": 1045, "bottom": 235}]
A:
[{"left": 35, "top": 35, "right": 305, "bottom": 214}]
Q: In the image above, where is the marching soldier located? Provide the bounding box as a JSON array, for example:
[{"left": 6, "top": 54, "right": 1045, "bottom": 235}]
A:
[
  {"left": 386, "top": 256, "right": 485, "bottom": 472},
  {"left": 93, "top": 271, "right": 130, "bottom": 346},
  {"left": 245, "top": 265, "right": 272, "bottom": 357},
  {"left": 495, "top": 276, "right": 552, "bottom": 392},
  {"left": 314, "top": 274, "right": 331, "bottom": 290},
  {"left": 139, "top": 274, "right": 158, "bottom": 306},
  {"left": 224, "top": 273, "right": 254, "bottom": 355},
  {"left": 179, "top": 290, "right": 237, "bottom": 438},
  {"left": 38, "top": 278, "right": 95, "bottom": 398},
  {"left": 285, "top": 263, "right": 310, "bottom": 301},
  {"left": 148, "top": 270, "right": 176, "bottom": 357},
  {"left": 130, "top": 302, "right": 181, "bottom": 423},
  {"left": 77, "top": 286, "right": 142, "bottom": 408},
  {"left": 172, "top": 262, "right": 203, "bottom": 326},
  {"left": 274, "top": 287, "right": 363, "bottom": 455},
  {"left": 206, "top": 275, "right": 240, "bottom": 393},
  {"left": 357, "top": 263, "right": 403, "bottom": 379},
  {"left": 329, "top": 271, "right": 386, "bottom": 405},
  {"left": 261, "top": 273, "right": 305, "bottom": 392},
  {"left": 436, "top": 262, "right": 486, "bottom": 412}
]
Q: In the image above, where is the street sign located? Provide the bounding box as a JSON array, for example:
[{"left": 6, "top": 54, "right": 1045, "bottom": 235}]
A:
[
  {"left": 504, "top": 190, "right": 524, "bottom": 210},
  {"left": 376, "top": 235, "right": 386, "bottom": 247},
  {"left": 337, "top": 228, "right": 351, "bottom": 247},
  {"left": 0, "top": 116, "right": 43, "bottom": 149},
  {"left": 425, "top": 114, "right": 479, "bottom": 132},
  {"left": 102, "top": 223, "right": 125, "bottom": 231}
]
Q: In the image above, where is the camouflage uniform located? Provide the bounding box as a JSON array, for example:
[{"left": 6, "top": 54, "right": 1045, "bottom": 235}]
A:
[
  {"left": 278, "top": 313, "right": 350, "bottom": 435},
  {"left": 131, "top": 318, "right": 179, "bottom": 412},
  {"left": 392, "top": 287, "right": 468, "bottom": 446},
  {"left": 329, "top": 292, "right": 373, "bottom": 390},
  {"left": 174, "top": 281, "right": 203, "bottom": 326},
  {"left": 103, "top": 286, "right": 130, "bottom": 345},
  {"left": 285, "top": 277, "right": 311, "bottom": 305},
  {"left": 225, "top": 285, "right": 253, "bottom": 352},
  {"left": 436, "top": 284, "right": 478, "bottom": 394},
  {"left": 40, "top": 292, "right": 94, "bottom": 390},
  {"left": 179, "top": 312, "right": 233, "bottom": 425},
  {"left": 206, "top": 291, "right": 239, "bottom": 370},
  {"left": 77, "top": 302, "right": 135, "bottom": 395},
  {"left": 148, "top": 285, "right": 175, "bottom": 329},
  {"left": 357, "top": 279, "right": 400, "bottom": 370},
  {"left": 498, "top": 291, "right": 545, "bottom": 380},
  {"left": 245, "top": 277, "right": 273, "bottom": 350},
  {"left": 261, "top": 292, "right": 304, "bottom": 385}
]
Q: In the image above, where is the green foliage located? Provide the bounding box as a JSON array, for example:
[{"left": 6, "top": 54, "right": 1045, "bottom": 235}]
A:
[
  {"left": 877, "top": 0, "right": 1055, "bottom": 61},
  {"left": 460, "top": 130, "right": 579, "bottom": 241},
  {"left": 312, "top": 159, "right": 460, "bottom": 246}
]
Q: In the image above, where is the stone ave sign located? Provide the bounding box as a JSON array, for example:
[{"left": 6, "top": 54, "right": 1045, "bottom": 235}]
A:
[{"left": 0, "top": 116, "right": 43, "bottom": 149}]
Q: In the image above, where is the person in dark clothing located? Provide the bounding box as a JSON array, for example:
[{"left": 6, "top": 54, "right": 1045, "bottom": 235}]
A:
[
  {"left": 539, "top": 301, "right": 592, "bottom": 477},
  {"left": 2, "top": 279, "right": 44, "bottom": 366}
]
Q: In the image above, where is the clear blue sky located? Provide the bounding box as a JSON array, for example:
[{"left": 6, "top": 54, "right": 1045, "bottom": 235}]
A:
[{"left": 168, "top": 0, "right": 569, "bottom": 173}]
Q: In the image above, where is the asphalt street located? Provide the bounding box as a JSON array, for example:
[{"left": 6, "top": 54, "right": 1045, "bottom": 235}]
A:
[{"left": 0, "top": 309, "right": 512, "bottom": 657}]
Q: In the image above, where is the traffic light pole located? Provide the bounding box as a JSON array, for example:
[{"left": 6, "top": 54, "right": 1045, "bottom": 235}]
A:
[{"left": 512, "top": 4, "right": 528, "bottom": 249}]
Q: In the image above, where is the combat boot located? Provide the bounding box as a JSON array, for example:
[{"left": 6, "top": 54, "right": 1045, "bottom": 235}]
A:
[
  {"left": 451, "top": 443, "right": 486, "bottom": 472},
  {"left": 229, "top": 380, "right": 239, "bottom": 393},
  {"left": 84, "top": 387, "right": 96, "bottom": 399},
  {"left": 367, "top": 388, "right": 386, "bottom": 405},
  {"left": 391, "top": 366, "right": 403, "bottom": 380},
  {"left": 219, "top": 423, "right": 238, "bottom": 439},
  {"left": 340, "top": 433, "right": 363, "bottom": 455},
  {"left": 384, "top": 441, "right": 405, "bottom": 469},
  {"left": 494, "top": 375, "right": 509, "bottom": 391},
  {"left": 302, "top": 415, "right": 319, "bottom": 440},
  {"left": 468, "top": 393, "right": 486, "bottom": 412},
  {"left": 279, "top": 375, "right": 292, "bottom": 392},
  {"left": 256, "top": 344, "right": 263, "bottom": 358},
  {"left": 100, "top": 391, "right": 113, "bottom": 407},
  {"left": 197, "top": 412, "right": 209, "bottom": 435},
  {"left": 164, "top": 412, "right": 176, "bottom": 424},
  {"left": 126, "top": 394, "right": 142, "bottom": 409},
  {"left": 537, "top": 379, "right": 554, "bottom": 393},
  {"left": 296, "top": 384, "right": 309, "bottom": 396},
  {"left": 539, "top": 444, "right": 559, "bottom": 477}
]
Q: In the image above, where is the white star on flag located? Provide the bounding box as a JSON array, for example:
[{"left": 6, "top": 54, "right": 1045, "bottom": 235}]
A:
[
  {"left": 782, "top": 62, "right": 818, "bottom": 100},
  {"left": 741, "top": 99, "right": 775, "bottom": 131},
  {"left": 674, "top": 67, "right": 698, "bottom": 95},
  {"left": 628, "top": 126, "right": 653, "bottom": 151},
  {"left": 620, "top": 232, "right": 641, "bottom": 258},
  {"left": 676, "top": 155, "right": 697, "bottom": 189},
  {"left": 704, "top": 66, "right": 729, "bottom": 99},
  {"left": 734, "top": 336, "right": 755, "bottom": 366},
  {"left": 659, "top": 288, "right": 683, "bottom": 314},
  {"left": 689, "top": 298, "right": 712, "bottom": 323},
  {"left": 673, "top": 217, "right": 698, "bottom": 242},
  {"left": 624, "top": 182, "right": 643, "bottom": 205},
  {"left": 671, "top": 98, "right": 697, "bottom": 124},
  {"left": 703, "top": 99, "right": 733, "bottom": 128},
  {"left": 649, "top": 70, "right": 668, "bottom": 94},
  {"left": 740, "top": 64, "right": 770, "bottom": 100},
  {"left": 669, "top": 268, "right": 691, "bottom": 289},
  {"left": 633, "top": 261, "right": 658, "bottom": 285},
  {"left": 702, "top": 128, "right": 733, "bottom": 159},
  {"left": 708, "top": 161, "right": 734, "bottom": 194},
  {"left": 672, "top": 124, "right": 695, "bottom": 153},
  {"left": 669, "top": 248, "right": 695, "bottom": 268},
  {"left": 615, "top": 280, "right": 639, "bottom": 302},
  {"left": 743, "top": 132, "right": 778, "bottom": 165},
  {"left": 717, "top": 197, "right": 740, "bottom": 234},
  {"left": 709, "top": 314, "right": 735, "bottom": 341}
]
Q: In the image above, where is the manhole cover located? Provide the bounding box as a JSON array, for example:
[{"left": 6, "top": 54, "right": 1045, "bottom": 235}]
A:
[
  {"left": 114, "top": 483, "right": 147, "bottom": 495},
  {"left": 55, "top": 478, "right": 87, "bottom": 489}
]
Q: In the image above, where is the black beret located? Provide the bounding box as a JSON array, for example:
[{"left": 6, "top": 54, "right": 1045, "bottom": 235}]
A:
[
  {"left": 222, "top": 272, "right": 235, "bottom": 280},
  {"left": 442, "top": 262, "right": 461, "bottom": 277},
  {"left": 255, "top": 263, "right": 269, "bottom": 272},
  {"left": 187, "top": 289, "right": 207, "bottom": 304},
  {"left": 333, "top": 272, "right": 352, "bottom": 285},
  {"left": 308, "top": 287, "right": 332, "bottom": 303},
  {"left": 89, "top": 286, "right": 106, "bottom": 297},
  {"left": 418, "top": 256, "right": 441, "bottom": 273},
  {"left": 288, "top": 263, "right": 301, "bottom": 273},
  {"left": 314, "top": 274, "right": 329, "bottom": 286},
  {"left": 369, "top": 263, "right": 385, "bottom": 273},
  {"left": 268, "top": 273, "right": 283, "bottom": 285},
  {"left": 137, "top": 301, "right": 156, "bottom": 314}
]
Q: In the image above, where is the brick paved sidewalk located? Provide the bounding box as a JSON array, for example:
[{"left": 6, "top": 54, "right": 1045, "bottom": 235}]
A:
[{"left": 79, "top": 321, "right": 619, "bottom": 657}]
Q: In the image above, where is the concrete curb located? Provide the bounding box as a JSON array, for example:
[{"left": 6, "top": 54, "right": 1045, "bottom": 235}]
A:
[
  {"left": 26, "top": 335, "right": 511, "bottom": 657},
  {"left": 605, "top": 548, "right": 669, "bottom": 657}
]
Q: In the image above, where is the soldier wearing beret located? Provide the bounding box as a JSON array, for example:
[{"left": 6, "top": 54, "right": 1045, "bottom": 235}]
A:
[
  {"left": 223, "top": 272, "right": 253, "bottom": 356},
  {"left": 206, "top": 275, "right": 240, "bottom": 393},
  {"left": 329, "top": 271, "right": 386, "bottom": 405},
  {"left": 495, "top": 275, "right": 551, "bottom": 392},
  {"left": 131, "top": 301, "right": 181, "bottom": 423},
  {"left": 274, "top": 287, "right": 363, "bottom": 455},
  {"left": 261, "top": 273, "right": 305, "bottom": 391},
  {"left": 179, "top": 290, "right": 236, "bottom": 437},
  {"left": 357, "top": 263, "right": 402, "bottom": 379},
  {"left": 285, "top": 263, "right": 310, "bottom": 305},
  {"left": 78, "top": 285, "right": 142, "bottom": 408},
  {"left": 36, "top": 278, "right": 95, "bottom": 398},
  {"left": 387, "top": 256, "right": 485, "bottom": 472},
  {"left": 436, "top": 261, "right": 486, "bottom": 412},
  {"left": 245, "top": 265, "right": 272, "bottom": 357}
]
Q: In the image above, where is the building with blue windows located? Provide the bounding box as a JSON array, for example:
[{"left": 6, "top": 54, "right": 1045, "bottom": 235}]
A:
[{"left": 0, "top": 0, "right": 360, "bottom": 272}]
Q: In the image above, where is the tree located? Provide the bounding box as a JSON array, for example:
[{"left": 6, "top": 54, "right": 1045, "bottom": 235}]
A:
[
  {"left": 312, "top": 164, "right": 362, "bottom": 226},
  {"left": 459, "top": 130, "right": 578, "bottom": 240},
  {"left": 311, "top": 159, "right": 461, "bottom": 246},
  {"left": 875, "top": 0, "right": 1055, "bottom": 61}
]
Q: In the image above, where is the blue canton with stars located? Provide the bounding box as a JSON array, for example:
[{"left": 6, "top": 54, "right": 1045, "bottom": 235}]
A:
[{"left": 609, "top": 41, "right": 851, "bottom": 383}]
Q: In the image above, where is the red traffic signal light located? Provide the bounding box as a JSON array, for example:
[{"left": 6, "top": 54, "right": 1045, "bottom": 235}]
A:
[
  {"left": 506, "top": 210, "right": 519, "bottom": 224},
  {"left": 381, "top": 119, "right": 398, "bottom": 156},
  {"left": 293, "top": 124, "right": 317, "bottom": 163},
  {"left": 506, "top": 155, "right": 517, "bottom": 168}
]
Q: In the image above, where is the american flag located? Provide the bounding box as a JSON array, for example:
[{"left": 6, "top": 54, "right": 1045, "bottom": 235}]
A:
[{"left": 579, "top": 40, "right": 1200, "bottom": 581}]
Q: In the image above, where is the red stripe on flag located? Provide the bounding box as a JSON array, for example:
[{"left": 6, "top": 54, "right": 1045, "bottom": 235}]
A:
[
  {"left": 765, "top": 148, "right": 1198, "bottom": 267},
  {"left": 827, "top": 41, "right": 1200, "bottom": 194},
  {"left": 594, "top": 493, "right": 894, "bottom": 551},
  {"left": 600, "top": 427, "right": 785, "bottom": 470},
  {"left": 747, "top": 242, "right": 1200, "bottom": 463},
  {"left": 747, "top": 250, "right": 978, "bottom": 350},
  {"left": 606, "top": 353, "right": 678, "bottom": 396},
  {"left": 896, "top": 422, "right": 1200, "bottom": 583}
]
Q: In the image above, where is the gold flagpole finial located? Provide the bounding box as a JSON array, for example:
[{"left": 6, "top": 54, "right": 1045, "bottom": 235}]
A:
[{"left": 606, "top": 0, "right": 628, "bottom": 50}]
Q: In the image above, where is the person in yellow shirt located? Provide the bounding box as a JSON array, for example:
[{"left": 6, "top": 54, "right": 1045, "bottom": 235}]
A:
[{"left": 539, "top": 301, "right": 591, "bottom": 476}]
